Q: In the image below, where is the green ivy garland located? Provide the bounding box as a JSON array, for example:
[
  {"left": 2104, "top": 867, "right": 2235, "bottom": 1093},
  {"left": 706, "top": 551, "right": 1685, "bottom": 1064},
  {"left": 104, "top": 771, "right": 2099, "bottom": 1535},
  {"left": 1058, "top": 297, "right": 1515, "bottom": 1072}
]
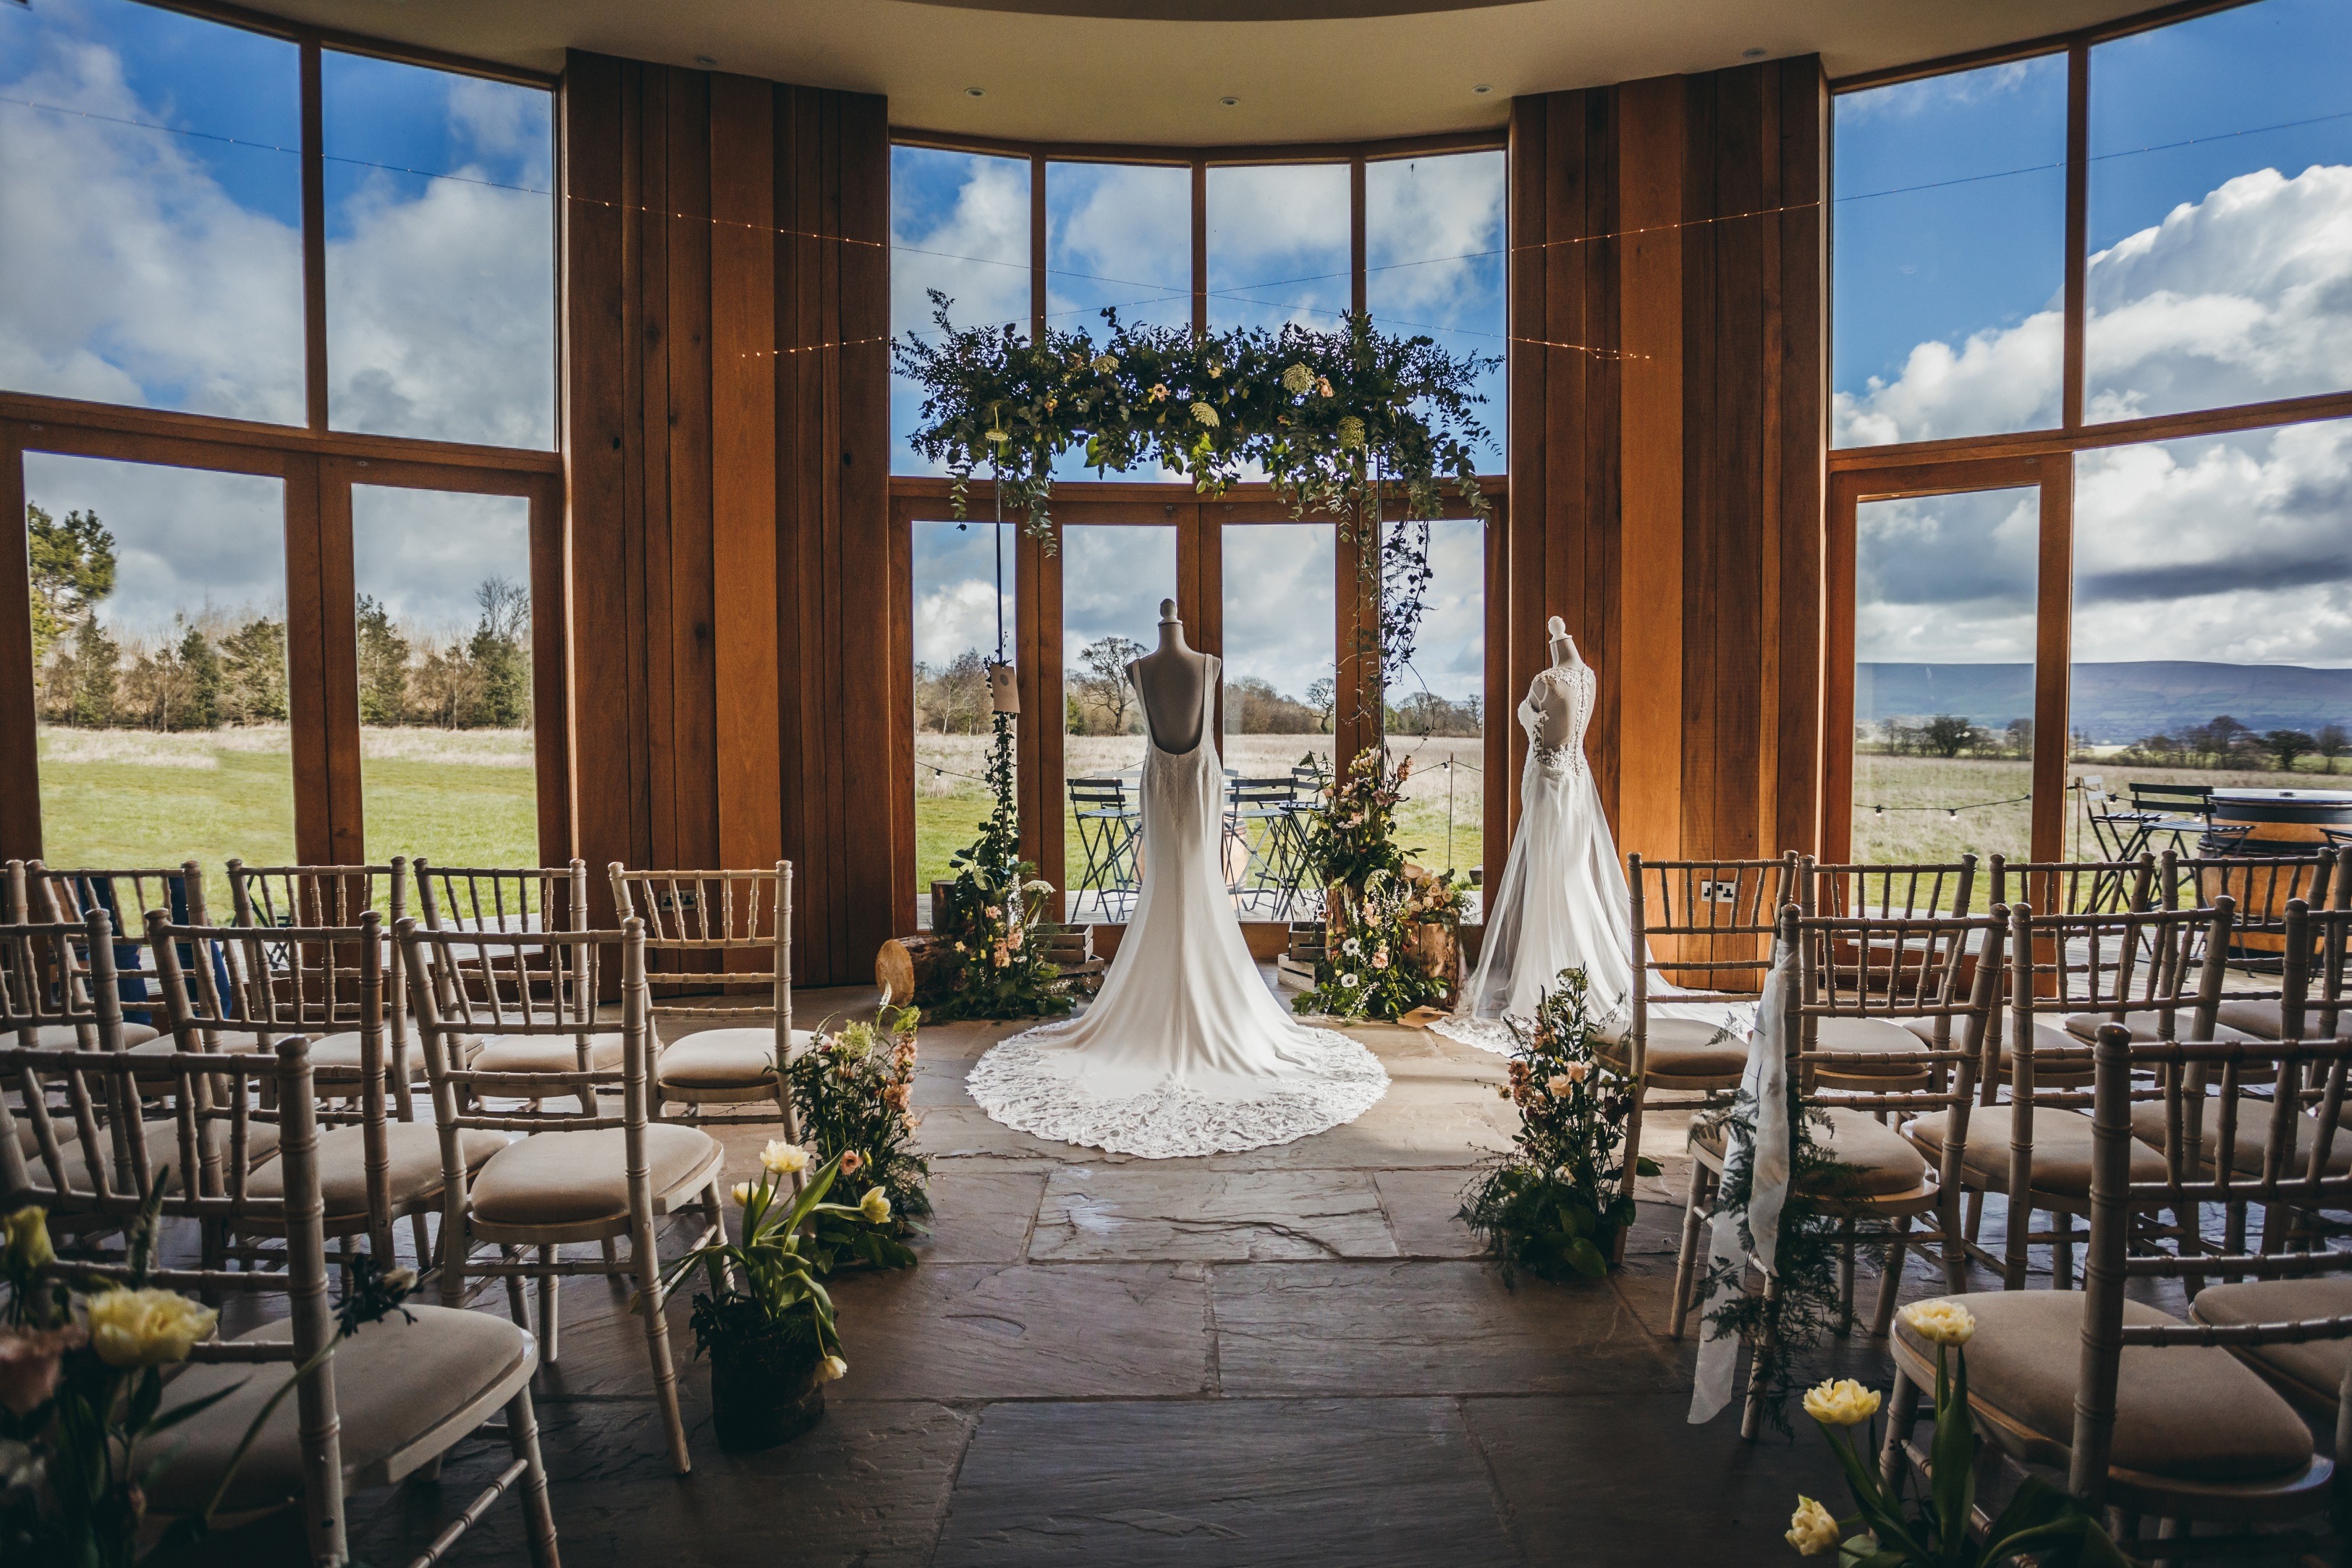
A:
[{"left": 892, "top": 297, "right": 1497, "bottom": 679}]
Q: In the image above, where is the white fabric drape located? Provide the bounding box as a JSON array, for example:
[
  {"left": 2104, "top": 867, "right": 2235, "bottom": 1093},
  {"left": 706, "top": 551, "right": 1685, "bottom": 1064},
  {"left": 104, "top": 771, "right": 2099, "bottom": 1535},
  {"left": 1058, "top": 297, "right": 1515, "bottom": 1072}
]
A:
[
  {"left": 967, "top": 653, "right": 1388, "bottom": 1158},
  {"left": 1688, "top": 933, "right": 1794, "bottom": 1424}
]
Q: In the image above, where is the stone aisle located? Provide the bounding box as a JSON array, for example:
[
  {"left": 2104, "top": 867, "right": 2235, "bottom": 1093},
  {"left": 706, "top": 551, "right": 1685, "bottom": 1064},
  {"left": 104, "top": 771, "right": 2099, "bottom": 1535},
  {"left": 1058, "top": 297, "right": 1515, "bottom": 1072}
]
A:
[{"left": 336, "top": 983, "right": 1884, "bottom": 1567}]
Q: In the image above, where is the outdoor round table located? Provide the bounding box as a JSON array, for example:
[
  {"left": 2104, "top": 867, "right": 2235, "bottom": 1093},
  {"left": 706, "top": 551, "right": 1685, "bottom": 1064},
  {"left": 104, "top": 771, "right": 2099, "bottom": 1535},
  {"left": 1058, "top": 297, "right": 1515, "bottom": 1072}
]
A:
[{"left": 2201, "top": 788, "right": 2352, "bottom": 954}]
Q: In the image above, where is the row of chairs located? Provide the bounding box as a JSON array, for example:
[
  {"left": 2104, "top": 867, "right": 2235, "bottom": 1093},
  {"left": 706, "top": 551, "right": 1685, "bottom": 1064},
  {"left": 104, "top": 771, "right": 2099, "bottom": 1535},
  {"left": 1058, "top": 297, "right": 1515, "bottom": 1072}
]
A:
[
  {"left": 1592, "top": 844, "right": 2352, "bottom": 1551},
  {"left": 3, "top": 857, "right": 816, "bottom": 1562}
]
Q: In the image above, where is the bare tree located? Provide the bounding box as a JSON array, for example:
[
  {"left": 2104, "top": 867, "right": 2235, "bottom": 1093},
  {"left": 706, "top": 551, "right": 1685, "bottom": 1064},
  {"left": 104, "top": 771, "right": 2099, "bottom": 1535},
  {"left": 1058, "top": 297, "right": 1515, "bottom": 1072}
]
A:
[{"left": 1072, "top": 635, "right": 1146, "bottom": 734}]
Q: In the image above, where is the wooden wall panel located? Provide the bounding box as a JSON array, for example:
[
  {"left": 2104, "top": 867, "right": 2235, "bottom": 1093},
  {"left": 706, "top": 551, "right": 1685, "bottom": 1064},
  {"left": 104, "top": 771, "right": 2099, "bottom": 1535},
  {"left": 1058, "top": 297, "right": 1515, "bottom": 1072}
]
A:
[
  {"left": 1509, "top": 58, "right": 1827, "bottom": 872},
  {"left": 562, "top": 53, "right": 892, "bottom": 980}
]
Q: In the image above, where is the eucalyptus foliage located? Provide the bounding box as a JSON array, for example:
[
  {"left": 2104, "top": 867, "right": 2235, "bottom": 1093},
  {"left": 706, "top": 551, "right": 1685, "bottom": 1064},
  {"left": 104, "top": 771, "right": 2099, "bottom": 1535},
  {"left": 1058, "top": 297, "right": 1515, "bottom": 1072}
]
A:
[{"left": 893, "top": 297, "right": 1497, "bottom": 676}]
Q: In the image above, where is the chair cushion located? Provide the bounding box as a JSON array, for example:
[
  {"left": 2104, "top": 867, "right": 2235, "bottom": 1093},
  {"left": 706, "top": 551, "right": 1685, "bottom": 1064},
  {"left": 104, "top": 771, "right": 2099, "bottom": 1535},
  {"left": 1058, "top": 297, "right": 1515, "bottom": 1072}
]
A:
[
  {"left": 1695, "top": 1108, "right": 1929, "bottom": 1198},
  {"left": 2192, "top": 1279, "right": 2352, "bottom": 1417},
  {"left": 2064, "top": 1009, "right": 2253, "bottom": 1046},
  {"left": 1904, "top": 1106, "right": 2165, "bottom": 1197},
  {"left": 1809, "top": 1015, "right": 1929, "bottom": 1087},
  {"left": 471, "top": 1031, "right": 624, "bottom": 1075},
  {"left": 466, "top": 1124, "right": 721, "bottom": 1226},
  {"left": 12, "top": 1118, "right": 280, "bottom": 1194},
  {"left": 2130, "top": 1096, "right": 2352, "bottom": 1177},
  {"left": 1596, "top": 1017, "right": 1749, "bottom": 1080},
  {"left": 12, "top": 1022, "right": 161, "bottom": 1048},
  {"left": 1895, "top": 1289, "right": 2311, "bottom": 1483},
  {"left": 1901, "top": 1018, "right": 2091, "bottom": 1084},
  {"left": 656, "top": 1026, "right": 812, "bottom": 1090},
  {"left": 2215, "top": 999, "right": 2285, "bottom": 1038},
  {"left": 249, "top": 1123, "right": 509, "bottom": 1221},
  {"left": 141, "top": 1304, "right": 530, "bottom": 1514}
]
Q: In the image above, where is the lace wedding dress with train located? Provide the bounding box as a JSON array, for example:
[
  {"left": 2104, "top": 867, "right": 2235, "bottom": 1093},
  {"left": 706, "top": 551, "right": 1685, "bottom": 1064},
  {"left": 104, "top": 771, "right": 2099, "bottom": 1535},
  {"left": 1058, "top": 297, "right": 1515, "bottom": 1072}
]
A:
[
  {"left": 967, "top": 654, "right": 1389, "bottom": 1158},
  {"left": 1432, "top": 659, "right": 1754, "bottom": 1055}
]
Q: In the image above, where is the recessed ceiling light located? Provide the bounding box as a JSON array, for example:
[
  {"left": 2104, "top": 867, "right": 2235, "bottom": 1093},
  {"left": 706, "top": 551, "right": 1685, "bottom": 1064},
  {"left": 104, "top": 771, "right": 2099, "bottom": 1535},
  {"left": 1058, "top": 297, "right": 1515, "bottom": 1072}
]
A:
[
  {"left": 694, "top": 54, "right": 717, "bottom": 67},
  {"left": 965, "top": 86, "right": 986, "bottom": 98},
  {"left": 1473, "top": 83, "right": 1493, "bottom": 95},
  {"left": 1743, "top": 46, "right": 1767, "bottom": 59},
  {"left": 1219, "top": 96, "right": 1240, "bottom": 107}
]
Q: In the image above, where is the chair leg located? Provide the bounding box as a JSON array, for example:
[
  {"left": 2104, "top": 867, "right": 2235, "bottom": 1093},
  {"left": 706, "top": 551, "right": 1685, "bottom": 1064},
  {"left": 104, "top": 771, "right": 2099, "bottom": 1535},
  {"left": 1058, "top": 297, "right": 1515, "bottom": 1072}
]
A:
[
  {"left": 537, "top": 1244, "right": 561, "bottom": 1365},
  {"left": 632, "top": 1213, "right": 692, "bottom": 1475},
  {"left": 1871, "top": 1213, "right": 1911, "bottom": 1339},
  {"left": 2053, "top": 1211, "right": 2076, "bottom": 1291},
  {"left": 1964, "top": 1189, "right": 1984, "bottom": 1243},
  {"left": 502, "top": 1247, "right": 530, "bottom": 1329},
  {"left": 506, "top": 1383, "right": 562, "bottom": 1568},
  {"left": 2002, "top": 1194, "right": 2032, "bottom": 1292},
  {"left": 1937, "top": 1185, "right": 1968, "bottom": 1294},
  {"left": 1835, "top": 1218, "right": 1858, "bottom": 1338},
  {"left": 1669, "top": 1161, "right": 1713, "bottom": 1341},
  {"left": 410, "top": 1212, "right": 433, "bottom": 1276},
  {"left": 1880, "top": 1367, "right": 1923, "bottom": 1497},
  {"left": 1739, "top": 1272, "right": 1781, "bottom": 1442}
]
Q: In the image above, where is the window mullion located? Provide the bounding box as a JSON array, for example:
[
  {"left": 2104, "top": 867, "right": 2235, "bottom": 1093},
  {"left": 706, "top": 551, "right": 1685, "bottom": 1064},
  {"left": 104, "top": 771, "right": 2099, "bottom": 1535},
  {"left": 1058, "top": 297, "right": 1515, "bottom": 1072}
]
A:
[
  {"left": 300, "top": 38, "right": 328, "bottom": 433},
  {"left": 2061, "top": 39, "right": 2089, "bottom": 433}
]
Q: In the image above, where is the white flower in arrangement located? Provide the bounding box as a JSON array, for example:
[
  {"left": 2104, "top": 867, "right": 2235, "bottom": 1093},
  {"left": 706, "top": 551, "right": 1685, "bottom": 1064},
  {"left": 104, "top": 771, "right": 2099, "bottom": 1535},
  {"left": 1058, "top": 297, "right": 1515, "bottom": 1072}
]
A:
[
  {"left": 1190, "top": 401, "right": 1219, "bottom": 428},
  {"left": 1280, "top": 363, "right": 1315, "bottom": 395},
  {"left": 1801, "top": 1378, "right": 1881, "bottom": 1427},
  {"left": 1337, "top": 415, "right": 1366, "bottom": 449},
  {"left": 1340, "top": 972, "right": 1361, "bottom": 989},
  {"left": 1024, "top": 878, "right": 1054, "bottom": 894},
  {"left": 816, "top": 1355, "right": 848, "bottom": 1383},
  {"left": 1545, "top": 1073, "right": 1574, "bottom": 1097},
  {"left": 1342, "top": 937, "right": 1363, "bottom": 958},
  {"left": 860, "top": 1187, "right": 894, "bottom": 1224},
  {"left": 759, "top": 1140, "right": 809, "bottom": 1177},
  {"left": 730, "top": 1182, "right": 757, "bottom": 1206}
]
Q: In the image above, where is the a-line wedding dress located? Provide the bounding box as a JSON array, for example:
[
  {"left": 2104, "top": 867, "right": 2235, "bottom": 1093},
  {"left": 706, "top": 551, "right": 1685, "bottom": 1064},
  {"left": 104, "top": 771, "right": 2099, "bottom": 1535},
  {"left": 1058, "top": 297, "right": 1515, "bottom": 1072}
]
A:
[
  {"left": 1432, "top": 655, "right": 1754, "bottom": 1055},
  {"left": 967, "top": 653, "right": 1389, "bottom": 1158}
]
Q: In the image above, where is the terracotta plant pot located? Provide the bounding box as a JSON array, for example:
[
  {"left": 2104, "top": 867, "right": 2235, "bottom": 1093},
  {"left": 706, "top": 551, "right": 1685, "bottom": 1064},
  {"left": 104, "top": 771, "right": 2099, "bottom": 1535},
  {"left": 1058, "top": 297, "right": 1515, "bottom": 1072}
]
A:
[{"left": 708, "top": 1331, "right": 826, "bottom": 1452}]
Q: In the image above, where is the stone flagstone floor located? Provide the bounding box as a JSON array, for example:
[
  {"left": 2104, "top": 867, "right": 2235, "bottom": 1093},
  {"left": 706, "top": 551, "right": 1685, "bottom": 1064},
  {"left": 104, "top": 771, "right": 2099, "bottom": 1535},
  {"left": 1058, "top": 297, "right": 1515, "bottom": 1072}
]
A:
[{"left": 320, "top": 976, "right": 1924, "bottom": 1567}]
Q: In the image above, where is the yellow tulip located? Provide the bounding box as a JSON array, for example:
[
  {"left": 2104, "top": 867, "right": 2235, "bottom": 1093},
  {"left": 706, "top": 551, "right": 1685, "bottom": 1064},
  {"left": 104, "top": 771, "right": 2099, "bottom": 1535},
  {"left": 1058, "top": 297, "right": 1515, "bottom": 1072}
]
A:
[
  {"left": 4, "top": 1207, "right": 53, "bottom": 1274},
  {"left": 1900, "top": 1298, "right": 1977, "bottom": 1346},
  {"left": 86, "top": 1288, "right": 218, "bottom": 1368},
  {"left": 1785, "top": 1496, "right": 1840, "bottom": 1556},
  {"left": 760, "top": 1141, "right": 810, "bottom": 1177},
  {"left": 1801, "top": 1378, "right": 1882, "bottom": 1427},
  {"left": 860, "top": 1187, "right": 893, "bottom": 1225},
  {"left": 816, "top": 1354, "right": 848, "bottom": 1383}
]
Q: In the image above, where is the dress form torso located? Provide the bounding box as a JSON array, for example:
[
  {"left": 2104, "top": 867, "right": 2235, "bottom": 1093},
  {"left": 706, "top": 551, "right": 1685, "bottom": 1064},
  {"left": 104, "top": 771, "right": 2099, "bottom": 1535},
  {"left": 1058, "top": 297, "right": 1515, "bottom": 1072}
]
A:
[
  {"left": 1525, "top": 621, "right": 1594, "bottom": 763},
  {"left": 1128, "top": 598, "right": 1211, "bottom": 754}
]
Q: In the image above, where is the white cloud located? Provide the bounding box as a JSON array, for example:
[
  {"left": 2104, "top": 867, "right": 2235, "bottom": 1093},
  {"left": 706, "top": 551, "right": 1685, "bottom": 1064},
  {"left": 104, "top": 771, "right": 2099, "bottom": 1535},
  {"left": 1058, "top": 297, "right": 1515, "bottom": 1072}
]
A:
[
  {"left": 352, "top": 486, "right": 532, "bottom": 634},
  {"left": 0, "top": 40, "right": 304, "bottom": 423},
  {"left": 1222, "top": 523, "right": 1335, "bottom": 699},
  {"left": 913, "top": 578, "right": 1007, "bottom": 670},
  {"left": 25, "top": 452, "right": 287, "bottom": 635},
  {"left": 1366, "top": 153, "right": 1505, "bottom": 321},
  {"left": 893, "top": 156, "right": 1028, "bottom": 339}
]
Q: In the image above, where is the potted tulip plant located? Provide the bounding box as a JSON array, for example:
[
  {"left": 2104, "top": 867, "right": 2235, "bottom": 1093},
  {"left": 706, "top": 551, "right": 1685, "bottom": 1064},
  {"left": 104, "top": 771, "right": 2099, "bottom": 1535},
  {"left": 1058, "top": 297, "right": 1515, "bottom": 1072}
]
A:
[
  {"left": 1786, "top": 1299, "right": 2133, "bottom": 1566},
  {"left": 661, "top": 1147, "right": 894, "bottom": 1452}
]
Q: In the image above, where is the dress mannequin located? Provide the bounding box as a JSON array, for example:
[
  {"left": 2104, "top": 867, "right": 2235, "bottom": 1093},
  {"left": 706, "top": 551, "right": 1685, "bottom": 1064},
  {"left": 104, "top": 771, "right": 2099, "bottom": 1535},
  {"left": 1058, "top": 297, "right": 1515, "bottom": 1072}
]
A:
[
  {"left": 1128, "top": 599, "right": 1211, "bottom": 754},
  {"left": 1530, "top": 615, "right": 1588, "bottom": 751}
]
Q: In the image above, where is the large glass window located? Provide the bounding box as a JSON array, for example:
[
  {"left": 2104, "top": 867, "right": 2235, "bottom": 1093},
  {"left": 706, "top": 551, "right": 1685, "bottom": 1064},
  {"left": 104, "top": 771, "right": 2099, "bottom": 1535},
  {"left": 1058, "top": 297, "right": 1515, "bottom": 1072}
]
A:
[
  {"left": 1046, "top": 161, "right": 1190, "bottom": 482},
  {"left": 1366, "top": 152, "right": 1507, "bottom": 470},
  {"left": 1832, "top": 56, "right": 2068, "bottom": 447},
  {"left": 351, "top": 486, "right": 538, "bottom": 868},
  {"left": 2086, "top": 0, "right": 2352, "bottom": 423},
  {"left": 2067, "top": 417, "right": 2352, "bottom": 840},
  {"left": 0, "top": 0, "right": 303, "bottom": 424},
  {"left": 27, "top": 452, "right": 293, "bottom": 910},
  {"left": 1850, "top": 487, "right": 2039, "bottom": 869},
  {"left": 322, "top": 54, "right": 555, "bottom": 449},
  {"left": 1387, "top": 518, "right": 1486, "bottom": 892},
  {"left": 1223, "top": 521, "right": 1336, "bottom": 918},
  {"left": 1206, "top": 164, "right": 1350, "bottom": 336},
  {"left": 910, "top": 519, "right": 1017, "bottom": 925},
  {"left": 1060, "top": 525, "right": 1177, "bottom": 920},
  {"left": 892, "top": 148, "right": 1031, "bottom": 474}
]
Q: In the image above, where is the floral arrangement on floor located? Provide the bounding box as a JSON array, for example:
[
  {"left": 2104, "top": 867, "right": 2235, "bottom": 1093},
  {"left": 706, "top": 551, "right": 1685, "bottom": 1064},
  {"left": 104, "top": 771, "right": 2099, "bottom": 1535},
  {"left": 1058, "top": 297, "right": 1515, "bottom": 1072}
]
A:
[
  {"left": 1458, "top": 967, "right": 1658, "bottom": 1281},
  {"left": 1, "top": 1190, "right": 415, "bottom": 1564},
  {"left": 928, "top": 705, "right": 1074, "bottom": 1023},
  {"left": 1294, "top": 865, "right": 1467, "bottom": 1022},
  {"left": 785, "top": 997, "right": 929, "bottom": 1270},
  {"left": 666, "top": 1150, "right": 888, "bottom": 1449},
  {"left": 892, "top": 300, "right": 1493, "bottom": 677},
  {"left": 1785, "top": 1300, "right": 2131, "bottom": 1567}
]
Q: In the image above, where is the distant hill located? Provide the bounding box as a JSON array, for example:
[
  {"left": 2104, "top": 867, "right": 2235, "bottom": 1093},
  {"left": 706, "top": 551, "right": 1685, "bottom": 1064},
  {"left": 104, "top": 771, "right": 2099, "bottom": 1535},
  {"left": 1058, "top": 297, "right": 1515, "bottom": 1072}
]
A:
[{"left": 1858, "top": 661, "right": 2352, "bottom": 742}]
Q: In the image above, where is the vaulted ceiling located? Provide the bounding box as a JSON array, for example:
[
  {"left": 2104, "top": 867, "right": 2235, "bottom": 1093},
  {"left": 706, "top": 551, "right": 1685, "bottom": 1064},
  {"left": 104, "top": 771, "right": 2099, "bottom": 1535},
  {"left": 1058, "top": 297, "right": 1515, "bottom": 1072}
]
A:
[{"left": 265, "top": 0, "right": 2165, "bottom": 143}]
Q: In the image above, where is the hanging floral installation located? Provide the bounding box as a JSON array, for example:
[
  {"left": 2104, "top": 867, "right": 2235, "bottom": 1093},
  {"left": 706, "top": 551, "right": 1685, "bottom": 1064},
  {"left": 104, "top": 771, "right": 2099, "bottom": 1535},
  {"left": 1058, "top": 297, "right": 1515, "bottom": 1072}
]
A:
[{"left": 892, "top": 296, "right": 1497, "bottom": 677}]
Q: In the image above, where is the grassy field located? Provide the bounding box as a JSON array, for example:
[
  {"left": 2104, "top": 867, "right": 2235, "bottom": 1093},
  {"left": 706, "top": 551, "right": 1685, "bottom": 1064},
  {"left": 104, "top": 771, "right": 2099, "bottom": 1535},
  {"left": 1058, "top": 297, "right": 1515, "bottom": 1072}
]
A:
[
  {"left": 35, "top": 724, "right": 537, "bottom": 914},
  {"left": 912, "top": 730, "right": 1486, "bottom": 920}
]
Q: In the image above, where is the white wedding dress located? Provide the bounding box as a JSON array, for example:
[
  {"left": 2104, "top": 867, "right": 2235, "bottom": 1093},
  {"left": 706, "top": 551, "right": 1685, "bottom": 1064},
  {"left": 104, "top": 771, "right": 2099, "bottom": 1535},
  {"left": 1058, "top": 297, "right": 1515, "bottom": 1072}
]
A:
[
  {"left": 967, "top": 654, "right": 1389, "bottom": 1158},
  {"left": 1432, "top": 658, "right": 1754, "bottom": 1056}
]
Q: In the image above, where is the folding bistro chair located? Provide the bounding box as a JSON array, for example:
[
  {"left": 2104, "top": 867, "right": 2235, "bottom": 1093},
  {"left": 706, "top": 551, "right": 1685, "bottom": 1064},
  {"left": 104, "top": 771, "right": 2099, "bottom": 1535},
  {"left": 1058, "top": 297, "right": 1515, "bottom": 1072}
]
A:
[
  {"left": 1067, "top": 777, "right": 1141, "bottom": 922},
  {"left": 609, "top": 862, "right": 803, "bottom": 1141},
  {"left": 1227, "top": 777, "right": 1306, "bottom": 918},
  {"left": 400, "top": 915, "right": 724, "bottom": 1475}
]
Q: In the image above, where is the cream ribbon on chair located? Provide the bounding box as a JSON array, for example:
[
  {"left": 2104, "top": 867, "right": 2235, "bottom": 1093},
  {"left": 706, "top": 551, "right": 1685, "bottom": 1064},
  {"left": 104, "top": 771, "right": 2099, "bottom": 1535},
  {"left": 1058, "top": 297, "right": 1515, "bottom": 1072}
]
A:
[{"left": 1688, "top": 933, "right": 1793, "bottom": 1424}]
